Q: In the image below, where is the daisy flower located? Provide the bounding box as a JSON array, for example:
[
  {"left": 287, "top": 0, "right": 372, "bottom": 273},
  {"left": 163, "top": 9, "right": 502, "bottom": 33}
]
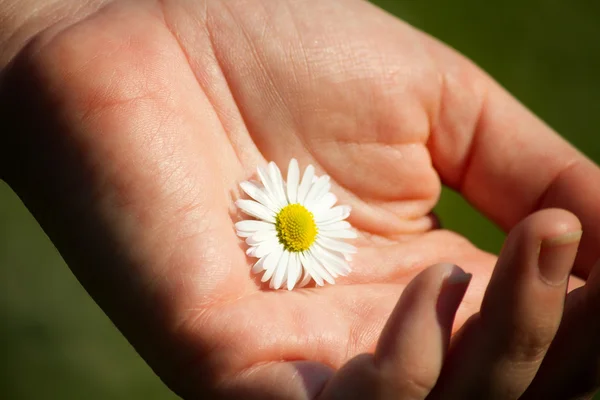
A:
[{"left": 235, "top": 159, "right": 357, "bottom": 290}]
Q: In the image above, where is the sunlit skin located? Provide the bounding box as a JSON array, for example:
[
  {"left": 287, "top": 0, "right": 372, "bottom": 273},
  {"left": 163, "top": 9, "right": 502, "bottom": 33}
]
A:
[{"left": 2, "top": 0, "right": 600, "bottom": 399}]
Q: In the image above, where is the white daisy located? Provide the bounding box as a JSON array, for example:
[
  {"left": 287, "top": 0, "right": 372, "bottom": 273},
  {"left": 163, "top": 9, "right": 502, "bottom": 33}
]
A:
[{"left": 235, "top": 159, "right": 358, "bottom": 290}]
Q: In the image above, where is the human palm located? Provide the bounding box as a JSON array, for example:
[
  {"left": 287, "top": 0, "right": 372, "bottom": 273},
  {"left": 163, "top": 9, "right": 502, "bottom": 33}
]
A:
[{"left": 3, "top": 0, "right": 600, "bottom": 399}]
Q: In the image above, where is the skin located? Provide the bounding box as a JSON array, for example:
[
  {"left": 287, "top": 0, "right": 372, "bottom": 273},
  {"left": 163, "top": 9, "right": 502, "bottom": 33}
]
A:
[{"left": 1, "top": 0, "right": 600, "bottom": 398}]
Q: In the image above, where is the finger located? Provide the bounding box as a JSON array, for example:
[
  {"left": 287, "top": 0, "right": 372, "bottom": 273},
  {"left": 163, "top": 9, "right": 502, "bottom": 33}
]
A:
[
  {"left": 429, "top": 208, "right": 581, "bottom": 399},
  {"left": 374, "top": 264, "right": 471, "bottom": 394},
  {"left": 522, "top": 259, "right": 600, "bottom": 399},
  {"left": 426, "top": 41, "right": 599, "bottom": 277},
  {"left": 319, "top": 263, "right": 471, "bottom": 400}
]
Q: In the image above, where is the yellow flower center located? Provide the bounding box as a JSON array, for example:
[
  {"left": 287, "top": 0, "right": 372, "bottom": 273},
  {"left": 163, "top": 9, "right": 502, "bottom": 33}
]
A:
[{"left": 275, "top": 204, "right": 318, "bottom": 252}]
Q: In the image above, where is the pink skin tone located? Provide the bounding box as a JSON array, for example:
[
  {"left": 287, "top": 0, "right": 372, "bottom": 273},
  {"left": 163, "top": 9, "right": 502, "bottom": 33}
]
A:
[{"left": 1, "top": 0, "right": 600, "bottom": 398}]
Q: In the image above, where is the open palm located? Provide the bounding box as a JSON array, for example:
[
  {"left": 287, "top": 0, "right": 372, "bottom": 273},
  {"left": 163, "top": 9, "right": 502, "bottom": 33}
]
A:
[{"left": 3, "top": 0, "right": 600, "bottom": 399}]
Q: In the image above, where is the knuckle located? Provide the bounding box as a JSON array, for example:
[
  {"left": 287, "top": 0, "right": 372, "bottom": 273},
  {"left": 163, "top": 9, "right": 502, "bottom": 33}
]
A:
[
  {"left": 481, "top": 307, "right": 558, "bottom": 366},
  {"left": 505, "top": 322, "right": 555, "bottom": 364}
]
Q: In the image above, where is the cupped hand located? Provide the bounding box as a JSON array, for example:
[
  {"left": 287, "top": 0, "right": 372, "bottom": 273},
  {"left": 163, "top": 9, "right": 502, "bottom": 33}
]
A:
[{"left": 2, "top": 1, "right": 600, "bottom": 399}]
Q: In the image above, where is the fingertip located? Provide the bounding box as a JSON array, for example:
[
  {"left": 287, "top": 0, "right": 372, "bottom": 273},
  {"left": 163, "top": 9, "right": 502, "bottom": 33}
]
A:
[
  {"left": 541, "top": 230, "right": 583, "bottom": 248},
  {"left": 437, "top": 267, "right": 472, "bottom": 317},
  {"left": 411, "top": 262, "right": 466, "bottom": 290},
  {"left": 373, "top": 263, "right": 471, "bottom": 388},
  {"left": 538, "top": 229, "right": 582, "bottom": 286},
  {"left": 493, "top": 208, "right": 582, "bottom": 287},
  {"left": 446, "top": 270, "right": 473, "bottom": 285},
  {"left": 541, "top": 208, "right": 582, "bottom": 236},
  {"left": 518, "top": 208, "right": 582, "bottom": 245},
  {"left": 436, "top": 266, "right": 472, "bottom": 348},
  {"left": 524, "top": 209, "right": 582, "bottom": 286}
]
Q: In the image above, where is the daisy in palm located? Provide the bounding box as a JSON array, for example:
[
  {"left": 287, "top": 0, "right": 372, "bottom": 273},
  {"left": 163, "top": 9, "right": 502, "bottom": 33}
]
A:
[{"left": 235, "top": 159, "right": 357, "bottom": 290}]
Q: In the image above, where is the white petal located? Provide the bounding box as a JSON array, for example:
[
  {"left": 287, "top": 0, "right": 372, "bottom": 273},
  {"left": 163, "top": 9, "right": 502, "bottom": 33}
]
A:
[
  {"left": 319, "top": 221, "right": 351, "bottom": 231},
  {"left": 246, "top": 246, "right": 257, "bottom": 257},
  {"left": 318, "top": 229, "right": 358, "bottom": 239},
  {"left": 287, "top": 253, "right": 300, "bottom": 290},
  {"left": 300, "top": 252, "right": 324, "bottom": 286},
  {"left": 264, "top": 245, "right": 283, "bottom": 272},
  {"left": 321, "top": 245, "right": 353, "bottom": 274},
  {"left": 286, "top": 159, "right": 299, "bottom": 204},
  {"left": 251, "top": 257, "right": 266, "bottom": 274},
  {"left": 313, "top": 244, "right": 351, "bottom": 276},
  {"left": 258, "top": 166, "right": 284, "bottom": 209},
  {"left": 254, "top": 239, "right": 280, "bottom": 258},
  {"left": 317, "top": 236, "right": 358, "bottom": 254},
  {"left": 240, "top": 181, "right": 278, "bottom": 212},
  {"left": 298, "top": 269, "right": 312, "bottom": 287},
  {"left": 296, "top": 259, "right": 304, "bottom": 284},
  {"left": 304, "top": 175, "right": 330, "bottom": 209},
  {"left": 319, "top": 256, "right": 349, "bottom": 277},
  {"left": 273, "top": 250, "right": 290, "bottom": 289},
  {"left": 311, "top": 192, "right": 337, "bottom": 213},
  {"left": 260, "top": 247, "right": 283, "bottom": 283},
  {"left": 269, "top": 162, "right": 288, "bottom": 207},
  {"left": 235, "top": 220, "right": 275, "bottom": 233},
  {"left": 236, "top": 200, "right": 276, "bottom": 223},
  {"left": 315, "top": 205, "right": 351, "bottom": 224},
  {"left": 261, "top": 265, "right": 276, "bottom": 283},
  {"left": 307, "top": 251, "right": 336, "bottom": 284},
  {"left": 296, "top": 164, "right": 314, "bottom": 204},
  {"left": 257, "top": 165, "right": 274, "bottom": 194},
  {"left": 313, "top": 178, "right": 332, "bottom": 204},
  {"left": 246, "top": 230, "right": 278, "bottom": 245},
  {"left": 236, "top": 224, "right": 275, "bottom": 238}
]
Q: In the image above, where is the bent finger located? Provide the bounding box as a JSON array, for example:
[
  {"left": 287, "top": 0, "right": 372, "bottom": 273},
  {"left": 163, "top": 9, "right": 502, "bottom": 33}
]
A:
[
  {"left": 430, "top": 208, "right": 581, "bottom": 399},
  {"left": 522, "top": 259, "right": 600, "bottom": 399},
  {"left": 319, "top": 263, "right": 471, "bottom": 400},
  {"left": 426, "top": 47, "right": 597, "bottom": 277}
]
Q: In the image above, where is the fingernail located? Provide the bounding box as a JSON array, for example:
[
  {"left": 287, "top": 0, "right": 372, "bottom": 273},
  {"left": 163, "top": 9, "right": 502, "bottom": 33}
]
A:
[
  {"left": 437, "top": 268, "right": 472, "bottom": 329},
  {"left": 539, "top": 230, "right": 582, "bottom": 284},
  {"left": 446, "top": 271, "right": 473, "bottom": 285}
]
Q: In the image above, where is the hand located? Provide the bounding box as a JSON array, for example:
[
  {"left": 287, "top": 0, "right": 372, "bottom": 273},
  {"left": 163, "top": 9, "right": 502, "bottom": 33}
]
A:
[{"left": 2, "top": 0, "right": 600, "bottom": 398}]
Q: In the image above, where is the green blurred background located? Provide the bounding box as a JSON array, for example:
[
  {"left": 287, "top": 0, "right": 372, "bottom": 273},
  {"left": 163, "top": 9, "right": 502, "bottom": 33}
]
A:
[{"left": 1, "top": 1, "right": 599, "bottom": 398}]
